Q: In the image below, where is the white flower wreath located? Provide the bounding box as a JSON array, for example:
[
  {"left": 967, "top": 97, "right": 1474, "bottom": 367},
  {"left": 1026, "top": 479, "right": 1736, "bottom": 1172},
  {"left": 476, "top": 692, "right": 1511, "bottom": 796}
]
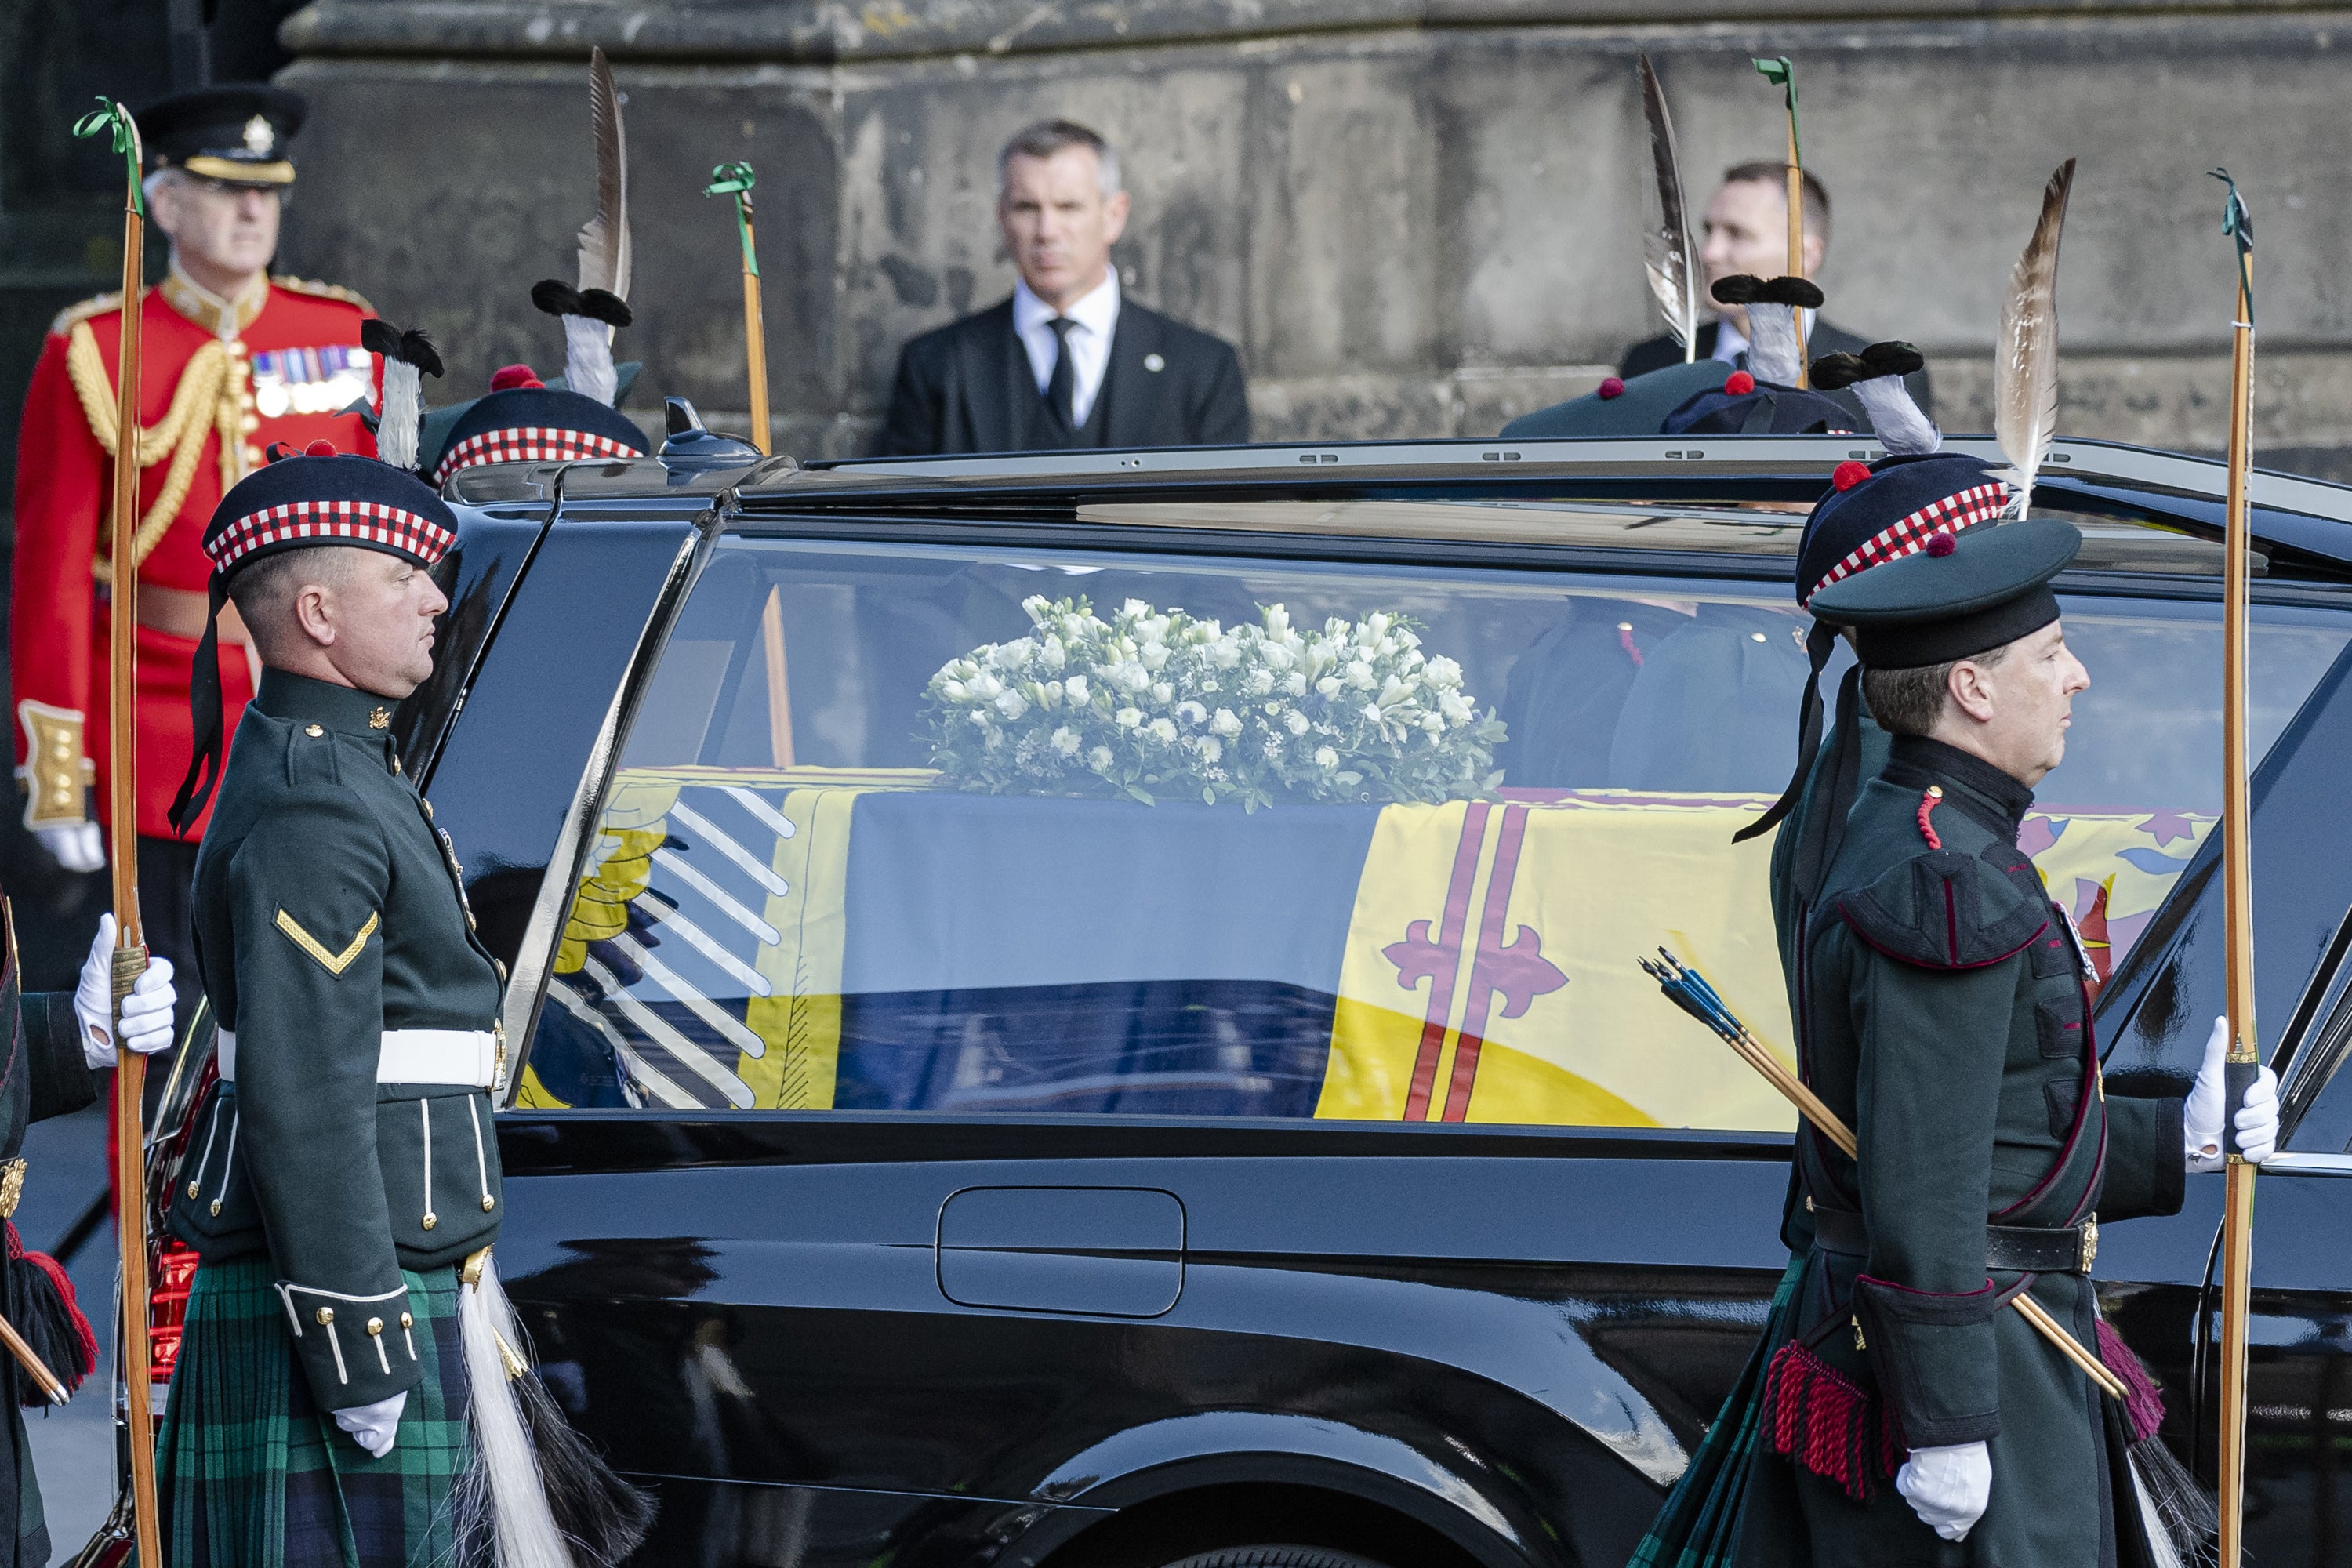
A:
[{"left": 924, "top": 595, "right": 1507, "bottom": 808}]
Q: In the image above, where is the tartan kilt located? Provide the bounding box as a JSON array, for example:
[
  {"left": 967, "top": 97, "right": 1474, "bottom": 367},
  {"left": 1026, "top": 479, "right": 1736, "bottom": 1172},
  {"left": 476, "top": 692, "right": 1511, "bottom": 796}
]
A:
[
  {"left": 1625, "top": 1255, "right": 1804, "bottom": 1568},
  {"left": 156, "top": 1255, "right": 474, "bottom": 1568}
]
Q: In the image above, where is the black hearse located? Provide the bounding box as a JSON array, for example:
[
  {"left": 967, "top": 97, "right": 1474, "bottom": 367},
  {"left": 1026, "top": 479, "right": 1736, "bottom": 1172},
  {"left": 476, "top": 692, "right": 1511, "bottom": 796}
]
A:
[{"left": 99, "top": 416, "right": 2352, "bottom": 1567}]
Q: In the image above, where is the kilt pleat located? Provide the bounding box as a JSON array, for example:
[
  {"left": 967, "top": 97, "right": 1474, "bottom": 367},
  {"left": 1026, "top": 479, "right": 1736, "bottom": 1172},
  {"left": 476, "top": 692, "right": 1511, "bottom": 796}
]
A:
[{"left": 157, "top": 1256, "right": 474, "bottom": 1568}]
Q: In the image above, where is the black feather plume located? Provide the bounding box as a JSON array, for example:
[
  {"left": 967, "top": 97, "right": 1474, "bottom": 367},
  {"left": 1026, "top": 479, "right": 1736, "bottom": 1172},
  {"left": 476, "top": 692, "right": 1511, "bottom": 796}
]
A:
[
  {"left": 532, "top": 278, "right": 583, "bottom": 318},
  {"left": 1710, "top": 274, "right": 1764, "bottom": 306},
  {"left": 575, "top": 289, "right": 633, "bottom": 329},
  {"left": 1758, "top": 275, "right": 1825, "bottom": 310},
  {"left": 1859, "top": 339, "right": 1926, "bottom": 379},
  {"left": 1808, "top": 353, "right": 1868, "bottom": 391}
]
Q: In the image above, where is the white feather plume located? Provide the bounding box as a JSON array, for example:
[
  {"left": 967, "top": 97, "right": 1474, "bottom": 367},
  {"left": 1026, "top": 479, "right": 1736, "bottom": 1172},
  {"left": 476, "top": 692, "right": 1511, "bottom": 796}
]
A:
[
  {"left": 377, "top": 359, "right": 423, "bottom": 472},
  {"left": 1744, "top": 303, "right": 1802, "bottom": 387},
  {"left": 561, "top": 314, "right": 618, "bottom": 408},
  {"left": 1853, "top": 376, "right": 1941, "bottom": 456},
  {"left": 1994, "top": 160, "right": 2074, "bottom": 518},
  {"left": 453, "top": 1254, "right": 572, "bottom": 1568}
]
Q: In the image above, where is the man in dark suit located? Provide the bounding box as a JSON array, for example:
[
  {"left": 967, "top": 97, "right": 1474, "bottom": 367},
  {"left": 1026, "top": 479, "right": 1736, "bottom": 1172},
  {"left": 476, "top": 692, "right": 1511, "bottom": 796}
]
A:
[
  {"left": 880, "top": 119, "right": 1250, "bottom": 456},
  {"left": 1620, "top": 162, "right": 1932, "bottom": 419}
]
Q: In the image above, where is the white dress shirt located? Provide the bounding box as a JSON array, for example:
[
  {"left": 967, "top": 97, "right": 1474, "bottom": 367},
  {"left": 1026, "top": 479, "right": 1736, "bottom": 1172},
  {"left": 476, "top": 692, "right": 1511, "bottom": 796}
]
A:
[{"left": 1013, "top": 272, "right": 1120, "bottom": 427}]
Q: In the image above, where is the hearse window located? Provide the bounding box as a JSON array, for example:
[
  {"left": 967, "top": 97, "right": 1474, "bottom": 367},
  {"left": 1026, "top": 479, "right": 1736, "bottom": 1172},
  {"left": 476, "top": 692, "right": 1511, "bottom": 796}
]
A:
[{"left": 514, "top": 535, "right": 2348, "bottom": 1125}]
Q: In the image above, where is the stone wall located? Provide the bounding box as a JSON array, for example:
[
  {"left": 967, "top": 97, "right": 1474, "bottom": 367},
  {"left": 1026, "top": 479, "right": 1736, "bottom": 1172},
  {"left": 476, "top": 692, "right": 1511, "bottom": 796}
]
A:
[{"left": 274, "top": 2, "right": 2352, "bottom": 472}]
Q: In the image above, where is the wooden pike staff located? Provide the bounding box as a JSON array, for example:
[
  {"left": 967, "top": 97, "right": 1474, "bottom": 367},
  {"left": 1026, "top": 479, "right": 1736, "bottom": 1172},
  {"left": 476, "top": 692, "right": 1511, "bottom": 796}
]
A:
[
  {"left": 1752, "top": 57, "right": 1809, "bottom": 386},
  {"left": 705, "top": 162, "right": 772, "bottom": 455},
  {"left": 72, "top": 96, "right": 162, "bottom": 1568},
  {"left": 2211, "top": 165, "right": 2260, "bottom": 1568}
]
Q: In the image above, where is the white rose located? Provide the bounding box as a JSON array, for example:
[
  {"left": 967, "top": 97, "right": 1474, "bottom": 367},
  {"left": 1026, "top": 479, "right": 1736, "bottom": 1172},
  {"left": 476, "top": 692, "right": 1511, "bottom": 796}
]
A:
[
  {"left": 1263, "top": 644, "right": 1297, "bottom": 673},
  {"left": 1245, "top": 670, "right": 1276, "bottom": 696},
  {"left": 1316, "top": 676, "right": 1343, "bottom": 699},
  {"left": 1148, "top": 717, "right": 1178, "bottom": 744},
  {"left": 1141, "top": 643, "right": 1171, "bottom": 672},
  {"left": 1285, "top": 710, "right": 1312, "bottom": 736},
  {"left": 1116, "top": 706, "right": 1144, "bottom": 728},
  {"left": 1040, "top": 637, "right": 1066, "bottom": 670},
  {"left": 1210, "top": 637, "right": 1242, "bottom": 669},
  {"left": 1426, "top": 655, "right": 1463, "bottom": 688},
  {"left": 1211, "top": 708, "right": 1243, "bottom": 737},
  {"left": 1123, "top": 598, "right": 1151, "bottom": 618},
  {"left": 1065, "top": 673, "right": 1091, "bottom": 703},
  {"left": 971, "top": 672, "right": 1004, "bottom": 700},
  {"left": 995, "top": 691, "right": 1029, "bottom": 720},
  {"left": 1051, "top": 727, "right": 1082, "bottom": 756},
  {"left": 1281, "top": 673, "right": 1308, "bottom": 697},
  {"left": 1151, "top": 682, "right": 1174, "bottom": 706},
  {"left": 1313, "top": 745, "right": 1340, "bottom": 768}
]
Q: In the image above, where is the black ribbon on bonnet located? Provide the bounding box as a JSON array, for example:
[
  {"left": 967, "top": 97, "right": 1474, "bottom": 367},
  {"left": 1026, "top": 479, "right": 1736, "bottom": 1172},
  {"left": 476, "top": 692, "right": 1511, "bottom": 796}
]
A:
[
  {"left": 1733, "top": 619, "right": 1840, "bottom": 844},
  {"left": 166, "top": 575, "right": 232, "bottom": 837}
]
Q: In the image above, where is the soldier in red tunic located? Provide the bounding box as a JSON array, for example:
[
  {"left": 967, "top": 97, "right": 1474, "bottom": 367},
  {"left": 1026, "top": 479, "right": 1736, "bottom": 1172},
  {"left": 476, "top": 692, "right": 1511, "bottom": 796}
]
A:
[{"left": 9, "top": 84, "right": 377, "bottom": 1006}]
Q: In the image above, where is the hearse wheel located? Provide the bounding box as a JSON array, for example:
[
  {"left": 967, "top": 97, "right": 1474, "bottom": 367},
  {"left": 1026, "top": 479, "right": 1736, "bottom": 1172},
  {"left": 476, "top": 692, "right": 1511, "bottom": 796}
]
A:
[{"left": 1158, "top": 1550, "right": 1394, "bottom": 1568}]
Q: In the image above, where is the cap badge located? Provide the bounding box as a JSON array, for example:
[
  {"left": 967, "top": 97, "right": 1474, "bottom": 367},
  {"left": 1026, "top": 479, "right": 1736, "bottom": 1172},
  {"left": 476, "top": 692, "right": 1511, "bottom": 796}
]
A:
[
  {"left": 243, "top": 115, "right": 274, "bottom": 154},
  {"left": 369, "top": 707, "right": 391, "bottom": 730}
]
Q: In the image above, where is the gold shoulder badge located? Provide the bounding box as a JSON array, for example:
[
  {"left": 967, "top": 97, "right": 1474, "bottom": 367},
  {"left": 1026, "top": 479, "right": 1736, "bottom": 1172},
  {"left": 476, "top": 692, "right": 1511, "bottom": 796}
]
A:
[
  {"left": 368, "top": 707, "right": 390, "bottom": 730},
  {"left": 275, "top": 909, "right": 380, "bottom": 975},
  {"left": 270, "top": 276, "right": 376, "bottom": 314},
  {"left": 47, "top": 290, "right": 125, "bottom": 339}
]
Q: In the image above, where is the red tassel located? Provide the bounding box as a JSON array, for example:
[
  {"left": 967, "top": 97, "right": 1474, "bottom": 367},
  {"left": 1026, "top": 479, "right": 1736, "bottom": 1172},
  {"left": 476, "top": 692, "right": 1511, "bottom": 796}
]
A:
[
  {"left": 2096, "top": 1320, "right": 2169, "bottom": 1445},
  {"left": 1917, "top": 786, "right": 1944, "bottom": 849},
  {"left": 1762, "top": 1340, "right": 1903, "bottom": 1501}
]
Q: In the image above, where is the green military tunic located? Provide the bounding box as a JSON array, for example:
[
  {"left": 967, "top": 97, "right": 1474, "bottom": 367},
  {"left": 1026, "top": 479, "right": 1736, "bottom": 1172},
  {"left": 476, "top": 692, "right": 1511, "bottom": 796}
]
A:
[
  {"left": 158, "top": 669, "right": 506, "bottom": 1566},
  {"left": 1756, "top": 733, "right": 2184, "bottom": 1566},
  {"left": 0, "top": 916, "right": 100, "bottom": 1568}
]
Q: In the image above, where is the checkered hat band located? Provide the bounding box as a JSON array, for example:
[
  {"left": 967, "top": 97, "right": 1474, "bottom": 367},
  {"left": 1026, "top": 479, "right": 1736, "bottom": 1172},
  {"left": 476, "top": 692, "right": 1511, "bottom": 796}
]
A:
[
  {"left": 1806, "top": 483, "right": 2013, "bottom": 603},
  {"left": 208, "top": 498, "right": 456, "bottom": 572},
  {"left": 431, "top": 425, "right": 643, "bottom": 485}
]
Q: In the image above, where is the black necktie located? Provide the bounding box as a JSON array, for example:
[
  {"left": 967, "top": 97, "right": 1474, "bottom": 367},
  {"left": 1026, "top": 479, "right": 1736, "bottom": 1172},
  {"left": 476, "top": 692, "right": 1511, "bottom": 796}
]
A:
[{"left": 1044, "top": 317, "right": 1077, "bottom": 439}]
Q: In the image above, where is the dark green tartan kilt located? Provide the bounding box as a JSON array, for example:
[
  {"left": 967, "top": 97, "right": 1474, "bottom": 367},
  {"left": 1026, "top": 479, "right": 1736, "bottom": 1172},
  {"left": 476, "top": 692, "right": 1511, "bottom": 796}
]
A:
[{"left": 156, "top": 1256, "right": 473, "bottom": 1568}]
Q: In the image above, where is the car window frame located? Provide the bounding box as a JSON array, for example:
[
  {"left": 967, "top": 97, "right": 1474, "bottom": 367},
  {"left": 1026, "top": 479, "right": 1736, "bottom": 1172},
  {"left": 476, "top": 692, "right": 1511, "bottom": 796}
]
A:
[{"left": 495, "top": 501, "right": 2352, "bottom": 1145}]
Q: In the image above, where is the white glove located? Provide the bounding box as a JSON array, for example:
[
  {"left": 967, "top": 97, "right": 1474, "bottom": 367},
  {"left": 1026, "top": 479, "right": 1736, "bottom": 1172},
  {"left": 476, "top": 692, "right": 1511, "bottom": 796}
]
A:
[
  {"left": 2187, "top": 1014, "right": 2281, "bottom": 1171},
  {"left": 72, "top": 914, "right": 177, "bottom": 1070},
  {"left": 1896, "top": 1439, "right": 1991, "bottom": 1541},
  {"left": 34, "top": 822, "right": 103, "bottom": 874},
  {"left": 332, "top": 1391, "right": 406, "bottom": 1457}
]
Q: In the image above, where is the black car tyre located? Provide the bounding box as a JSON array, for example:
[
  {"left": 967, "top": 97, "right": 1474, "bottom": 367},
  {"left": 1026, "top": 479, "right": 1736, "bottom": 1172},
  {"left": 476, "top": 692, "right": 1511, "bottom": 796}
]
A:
[{"left": 1157, "top": 1550, "right": 1395, "bottom": 1568}]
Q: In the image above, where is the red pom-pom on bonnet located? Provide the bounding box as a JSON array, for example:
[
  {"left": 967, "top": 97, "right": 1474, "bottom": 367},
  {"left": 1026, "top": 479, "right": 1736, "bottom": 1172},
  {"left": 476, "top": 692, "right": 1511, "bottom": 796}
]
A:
[
  {"left": 1596, "top": 376, "right": 1626, "bottom": 400},
  {"left": 303, "top": 439, "right": 339, "bottom": 457},
  {"left": 1926, "top": 531, "right": 1958, "bottom": 557},
  {"left": 490, "top": 364, "right": 544, "bottom": 392},
  {"left": 1724, "top": 370, "right": 1756, "bottom": 396},
  {"left": 1831, "top": 459, "right": 1871, "bottom": 492}
]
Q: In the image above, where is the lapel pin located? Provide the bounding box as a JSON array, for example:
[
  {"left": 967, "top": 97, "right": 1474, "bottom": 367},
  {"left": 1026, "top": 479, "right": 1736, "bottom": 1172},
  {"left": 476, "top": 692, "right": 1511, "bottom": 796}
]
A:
[{"left": 1144, "top": 353, "right": 1166, "bottom": 372}]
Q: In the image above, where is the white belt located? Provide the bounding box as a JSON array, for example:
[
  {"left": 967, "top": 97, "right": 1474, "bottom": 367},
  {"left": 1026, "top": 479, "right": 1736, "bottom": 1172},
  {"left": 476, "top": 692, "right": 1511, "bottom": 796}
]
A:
[{"left": 217, "top": 1028, "right": 499, "bottom": 1089}]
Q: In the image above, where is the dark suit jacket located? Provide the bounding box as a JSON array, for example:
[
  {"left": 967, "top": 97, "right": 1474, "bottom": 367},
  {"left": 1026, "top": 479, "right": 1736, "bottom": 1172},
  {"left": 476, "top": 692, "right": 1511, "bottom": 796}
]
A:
[
  {"left": 880, "top": 296, "right": 1250, "bottom": 456},
  {"left": 1620, "top": 318, "right": 1934, "bottom": 423}
]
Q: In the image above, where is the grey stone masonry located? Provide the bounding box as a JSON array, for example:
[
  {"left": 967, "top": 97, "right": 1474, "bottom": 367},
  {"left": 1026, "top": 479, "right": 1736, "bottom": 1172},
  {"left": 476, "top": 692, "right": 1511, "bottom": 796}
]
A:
[{"left": 275, "top": 1, "right": 2352, "bottom": 472}]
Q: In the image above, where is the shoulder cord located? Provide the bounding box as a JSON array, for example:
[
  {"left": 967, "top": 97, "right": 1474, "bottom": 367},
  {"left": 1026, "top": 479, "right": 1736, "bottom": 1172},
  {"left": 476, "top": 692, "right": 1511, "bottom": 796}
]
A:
[
  {"left": 1915, "top": 785, "right": 1944, "bottom": 850},
  {"left": 64, "top": 321, "right": 241, "bottom": 579}
]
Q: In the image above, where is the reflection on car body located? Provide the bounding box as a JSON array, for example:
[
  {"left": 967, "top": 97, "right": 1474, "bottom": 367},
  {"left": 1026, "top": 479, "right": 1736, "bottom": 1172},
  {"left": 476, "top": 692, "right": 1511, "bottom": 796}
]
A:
[{"left": 111, "top": 431, "right": 2352, "bottom": 1568}]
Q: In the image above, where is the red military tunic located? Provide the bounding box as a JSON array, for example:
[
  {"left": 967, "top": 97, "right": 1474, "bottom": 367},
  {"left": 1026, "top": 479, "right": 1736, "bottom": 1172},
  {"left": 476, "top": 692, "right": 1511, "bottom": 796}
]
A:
[{"left": 11, "top": 270, "right": 378, "bottom": 840}]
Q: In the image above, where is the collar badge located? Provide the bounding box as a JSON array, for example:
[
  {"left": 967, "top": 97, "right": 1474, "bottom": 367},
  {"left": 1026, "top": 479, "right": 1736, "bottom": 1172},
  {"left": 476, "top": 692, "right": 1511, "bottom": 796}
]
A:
[
  {"left": 243, "top": 116, "right": 274, "bottom": 155},
  {"left": 368, "top": 707, "right": 391, "bottom": 730}
]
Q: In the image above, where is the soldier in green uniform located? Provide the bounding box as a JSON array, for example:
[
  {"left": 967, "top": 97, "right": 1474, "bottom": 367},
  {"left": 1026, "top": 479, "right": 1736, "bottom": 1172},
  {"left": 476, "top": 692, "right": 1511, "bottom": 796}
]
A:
[
  {"left": 1757, "top": 518, "right": 2278, "bottom": 1563},
  {"left": 0, "top": 913, "right": 176, "bottom": 1566},
  {"left": 150, "top": 445, "right": 498, "bottom": 1566}
]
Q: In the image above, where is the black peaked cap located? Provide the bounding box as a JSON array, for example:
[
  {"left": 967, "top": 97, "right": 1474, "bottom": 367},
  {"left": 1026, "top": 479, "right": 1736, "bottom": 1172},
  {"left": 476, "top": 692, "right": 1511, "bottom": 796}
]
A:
[
  {"left": 1808, "top": 517, "right": 2082, "bottom": 670},
  {"left": 139, "top": 84, "right": 305, "bottom": 185}
]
